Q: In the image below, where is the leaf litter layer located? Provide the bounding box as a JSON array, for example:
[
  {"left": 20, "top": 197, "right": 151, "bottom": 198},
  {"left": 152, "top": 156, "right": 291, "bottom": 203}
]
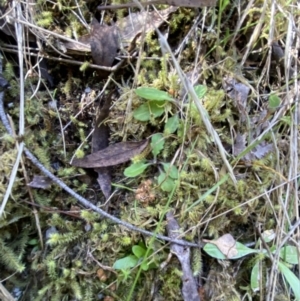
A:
[{"left": 0, "top": 0, "right": 300, "bottom": 300}]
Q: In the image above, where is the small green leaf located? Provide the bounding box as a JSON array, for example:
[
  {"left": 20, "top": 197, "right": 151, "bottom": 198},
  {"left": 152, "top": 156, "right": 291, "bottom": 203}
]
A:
[
  {"left": 278, "top": 246, "right": 299, "bottom": 264},
  {"left": 250, "top": 261, "right": 260, "bottom": 292},
  {"left": 233, "top": 242, "right": 259, "bottom": 258},
  {"left": 135, "top": 87, "right": 173, "bottom": 101},
  {"left": 113, "top": 255, "right": 138, "bottom": 270},
  {"left": 204, "top": 241, "right": 258, "bottom": 259},
  {"left": 158, "top": 172, "right": 175, "bottom": 192},
  {"left": 203, "top": 243, "right": 225, "bottom": 259},
  {"left": 278, "top": 261, "right": 300, "bottom": 300},
  {"left": 132, "top": 245, "right": 146, "bottom": 259},
  {"left": 124, "top": 162, "right": 150, "bottom": 177},
  {"left": 280, "top": 116, "right": 291, "bottom": 126},
  {"left": 149, "top": 101, "right": 165, "bottom": 118},
  {"left": 141, "top": 262, "right": 149, "bottom": 271},
  {"left": 269, "top": 93, "right": 281, "bottom": 109},
  {"left": 194, "top": 85, "right": 207, "bottom": 99},
  {"left": 162, "top": 163, "right": 179, "bottom": 179},
  {"left": 28, "top": 238, "right": 39, "bottom": 245},
  {"left": 134, "top": 101, "right": 165, "bottom": 121},
  {"left": 164, "top": 115, "right": 179, "bottom": 134},
  {"left": 133, "top": 104, "right": 150, "bottom": 121},
  {"left": 151, "top": 133, "right": 165, "bottom": 156}
]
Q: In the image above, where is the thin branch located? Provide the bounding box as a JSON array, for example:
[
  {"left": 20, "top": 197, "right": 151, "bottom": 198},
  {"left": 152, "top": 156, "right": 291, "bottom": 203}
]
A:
[
  {"left": 0, "top": 90, "right": 202, "bottom": 248},
  {"left": 0, "top": 45, "right": 123, "bottom": 71}
]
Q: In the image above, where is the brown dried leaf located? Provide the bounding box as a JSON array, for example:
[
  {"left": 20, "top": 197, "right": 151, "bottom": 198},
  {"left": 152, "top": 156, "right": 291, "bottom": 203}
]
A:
[
  {"left": 250, "top": 110, "right": 269, "bottom": 138},
  {"left": 117, "top": 7, "right": 177, "bottom": 48},
  {"left": 159, "top": 0, "right": 216, "bottom": 6},
  {"left": 92, "top": 94, "right": 114, "bottom": 200},
  {"left": 90, "top": 19, "right": 119, "bottom": 67},
  {"left": 98, "top": 0, "right": 216, "bottom": 10},
  {"left": 210, "top": 234, "right": 238, "bottom": 259},
  {"left": 232, "top": 132, "right": 246, "bottom": 157},
  {"left": 233, "top": 132, "right": 273, "bottom": 161},
  {"left": 95, "top": 168, "right": 111, "bottom": 200},
  {"left": 71, "top": 140, "right": 149, "bottom": 168},
  {"left": 166, "top": 211, "right": 200, "bottom": 301},
  {"left": 63, "top": 35, "right": 91, "bottom": 54},
  {"left": 223, "top": 76, "right": 250, "bottom": 122},
  {"left": 92, "top": 96, "right": 112, "bottom": 153},
  {"left": 28, "top": 175, "right": 52, "bottom": 189},
  {"left": 245, "top": 142, "right": 273, "bottom": 161}
]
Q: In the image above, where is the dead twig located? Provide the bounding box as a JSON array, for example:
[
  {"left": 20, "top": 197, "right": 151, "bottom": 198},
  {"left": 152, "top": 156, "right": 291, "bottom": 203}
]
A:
[
  {"left": 0, "top": 90, "right": 202, "bottom": 248},
  {"left": 97, "top": 0, "right": 216, "bottom": 10},
  {"left": 0, "top": 45, "right": 124, "bottom": 72}
]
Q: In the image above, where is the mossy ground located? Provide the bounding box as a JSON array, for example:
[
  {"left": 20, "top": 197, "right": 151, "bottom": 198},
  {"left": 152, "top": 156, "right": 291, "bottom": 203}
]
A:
[{"left": 0, "top": 0, "right": 299, "bottom": 300}]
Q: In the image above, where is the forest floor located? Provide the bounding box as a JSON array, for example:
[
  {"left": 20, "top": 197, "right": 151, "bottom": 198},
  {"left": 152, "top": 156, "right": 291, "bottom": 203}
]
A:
[{"left": 0, "top": 0, "right": 300, "bottom": 301}]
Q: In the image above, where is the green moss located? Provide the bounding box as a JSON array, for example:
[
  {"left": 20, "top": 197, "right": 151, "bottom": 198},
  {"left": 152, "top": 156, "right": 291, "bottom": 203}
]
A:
[{"left": 0, "top": 0, "right": 294, "bottom": 299}]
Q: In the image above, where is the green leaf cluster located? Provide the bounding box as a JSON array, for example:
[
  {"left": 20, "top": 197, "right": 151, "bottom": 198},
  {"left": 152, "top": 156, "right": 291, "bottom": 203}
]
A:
[
  {"left": 204, "top": 239, "right": 300, "bottom": 300},
  {"left": 133, "top": 87, "right": 173, "bottom": 121},
  {"left": 113, "top": 242, "right": 158, "bottom": 272}
]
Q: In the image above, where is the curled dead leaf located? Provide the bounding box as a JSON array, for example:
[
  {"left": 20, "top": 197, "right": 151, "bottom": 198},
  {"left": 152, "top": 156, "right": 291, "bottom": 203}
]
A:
[
  {"left": 117, "top": 7, "right": 177, "bottom": 47},
  {"left": 233, "top": 132, "right": 273, "bottom": 161},
  {"left": 208, "top": 234, "right": 238, "bottom": 259},
  {"left": 71, "top": 140, "right": 149, "bottom": 168},
  {"left": 90, "top": 19, "right": 119, "bottom": 67}
]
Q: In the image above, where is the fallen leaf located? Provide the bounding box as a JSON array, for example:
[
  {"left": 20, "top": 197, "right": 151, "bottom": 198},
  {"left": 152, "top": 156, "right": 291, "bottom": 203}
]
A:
[
  {"left": 233, "top": 132, "right": 273, "bottom": 161},
  {"left": 38, "top": 58, "right": 54, "bottom": 87},
  {"left": 223, "top": 76, "right": 250, "bottom": 122},
  {"left": 28, "top": 175, "right": 52, "bottom": 189},
  {"left": 232, "top": 132, "right": 246, "bottom": 157},
  {"left": 90, "top": 19, "right": 119, "bottom": 67},
  {"left": 98, "top": 0, "right": 216, "bottom": 10},
  {"left": 246, "top": 142, "right": 273, "bottom": 160},
  {"left": 92, "top": 94, "right": 114, "bottom": 200},
  {"left": 63, "top": 35, "right": 91, "bottom": 54},
  {"left": 166, "top": 211, "right": 200, "bottom": 301},
  {"left": 159, "top": 0, "right": 216, "bottom": 6},
  {"left": 208, "top": 234, "right": 238, "bottom": 259},
  {"left": 250, "top": 110, "right": 269, "bottom": 138},
  {"left": 71, "top": 140, "right": 149, "bottom": 168},
  {"left": 117, "top": 7, "right": 177, "bottom": 48}
]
